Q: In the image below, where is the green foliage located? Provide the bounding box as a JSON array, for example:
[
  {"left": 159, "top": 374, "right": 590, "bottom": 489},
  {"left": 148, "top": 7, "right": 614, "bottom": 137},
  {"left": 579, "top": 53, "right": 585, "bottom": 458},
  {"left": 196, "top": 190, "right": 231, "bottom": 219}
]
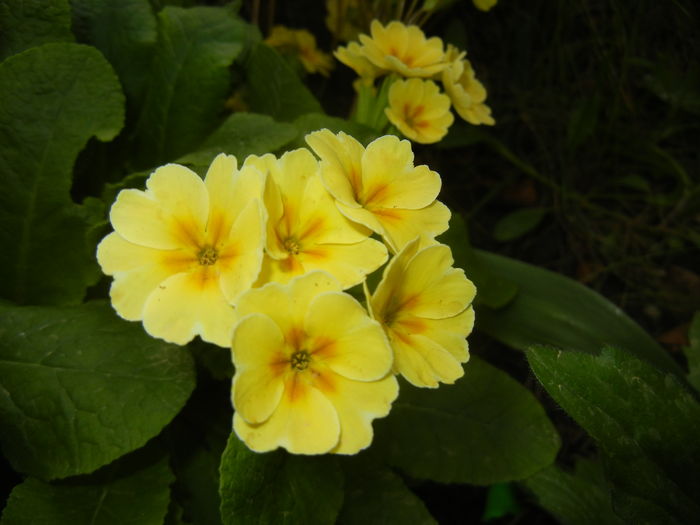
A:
[
  {"left": 219, "top": 434, "right": 344, "bottom": 525},
  {"left": 0, "top": 43, "right": 124, "bottom": 305},
  {"left": 528, "top": 345, "right": 700, "bottom": 524},
  {"left": 492, "top": 207, "right": 548, "bottom": 242},
  {"left": 0, "top": 301, "right": 195, "bottom": 480},
  {"left": 683, "top": 312, "right": 700, "bottom": 391},
  {"left": 245, "top": 43, "right": 322, "bottom": 121},
  {"left": 1, "top": 451, "right": 173, "bottom": 525},
  {"left": 373, "top": 357, "right": 560, "bottom": 485},
  {"left": 0, "top": 0, "right": 74, "bottom": 60}
]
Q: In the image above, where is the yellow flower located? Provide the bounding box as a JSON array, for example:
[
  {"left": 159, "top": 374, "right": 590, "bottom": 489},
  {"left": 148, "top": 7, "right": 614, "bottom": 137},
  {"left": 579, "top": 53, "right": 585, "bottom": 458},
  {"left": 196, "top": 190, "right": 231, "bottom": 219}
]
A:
[
  {"left": 358, "top": 20, "right": 448, "bottom": 78},
  {"left": 473, "top": 0, "right": 498, "bottom": 11},
  {"left": 442, "top": 45, "right": 495, "bottom": 126},
  {"left": 265, "top": 25, "right": 334, "bottom": 76},
  {"left": 306, "top": 129, "right": 451, "bottom": 252},
  {"left": 96, "top": 154, "right": 265, "bottom": 347},
  {"left": 243, "top": 148, "right": 387, "bottom": 288},
  {"left": 385, "top": 78, "right": 454, "bottom": 144},
  {"left": 370, "top": 239, "right": 476, "bottom": 387},
  {"left": 232, "top": 271, "right": 398, "bottom": 455},
  {"left": 334, "top": 41, "right": 383, "bottom": 85}
]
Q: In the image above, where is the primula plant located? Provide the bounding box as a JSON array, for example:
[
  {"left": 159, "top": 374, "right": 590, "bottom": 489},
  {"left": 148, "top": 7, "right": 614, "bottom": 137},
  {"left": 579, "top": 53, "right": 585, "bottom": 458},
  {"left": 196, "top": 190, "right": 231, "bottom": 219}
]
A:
[{"left": 1, "top": 1, "right": 699, "bottom": 524}]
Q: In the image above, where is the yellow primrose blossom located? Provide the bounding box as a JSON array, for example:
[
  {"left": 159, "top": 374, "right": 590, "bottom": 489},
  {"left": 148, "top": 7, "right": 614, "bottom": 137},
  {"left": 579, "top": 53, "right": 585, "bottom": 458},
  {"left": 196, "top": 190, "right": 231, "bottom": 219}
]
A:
[
  {"left": 335, "top": 41, "right": 383, "bottom": 86},
  {"left": 371, "top": 239, "right": 476, "bottom": 388},
  {"left": 232, "top": 271, "right": 398, "bottom": 455},
  {"left": 306, "top": 130, "right": 451, "bottom": 253},
  {"left": 96, "top": 154, "right": 265, "bottom": 347},
  {"left": 473, "top": 0, "right": 498, "bottom": 11},
  {"left": 442, "top": 45, "right": 495, "bottom": 126},
  {"left": 243, "top": 148, "right": 387, "bottom": 287},
  {"left": 385, "top": 78, "right": 454, "bottom": 144},
  {"left": 358, "top": 20, "right": 448, "bottom": 78},
  {"left": 265, "top": 25, "right": 334, "bottom": 76}
]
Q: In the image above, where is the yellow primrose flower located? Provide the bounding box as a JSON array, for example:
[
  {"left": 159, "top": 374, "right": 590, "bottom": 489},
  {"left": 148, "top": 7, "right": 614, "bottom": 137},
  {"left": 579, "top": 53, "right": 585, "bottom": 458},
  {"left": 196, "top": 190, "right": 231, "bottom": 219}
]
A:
[
  {"left": 334, "top": 41, "right": 383, "bottom": 86},
  {"left": 96, "top": 154, "right": 265, "bottom": 347},
  {"left": 385, "top": 78, "right": 454, "bottom": 144},
  {"left": 306, "top": 129, "right": 451, "bottom": 252},
  {"left": 442, "top": 45, "right": 495, "bottom": 126},
  {"left": 243, "top": 148, "right": 387, "bottom": 288},
  {"left": 232, "top": 271, "right": 398, "bottom": 455},
  {"left": 474, "top": 0, "right": 498, "bottom": 11},
  {"left": 371, "top": 239, "right": 477, "bottom": 388},
  {"left": 358, "top": 20, "right": 448, "bottom": 78},
  {"left": 265, "top": 25, "right": 334, "bottom": 76}
]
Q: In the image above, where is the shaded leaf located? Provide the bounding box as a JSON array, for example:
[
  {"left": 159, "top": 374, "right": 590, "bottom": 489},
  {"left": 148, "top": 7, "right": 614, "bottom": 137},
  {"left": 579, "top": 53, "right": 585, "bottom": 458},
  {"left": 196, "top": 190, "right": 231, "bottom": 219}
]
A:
[
  {"left": 492, "top": 207, "right": 548, "bottom": 242},
  {"left": 219, "top": 434, "right": 343, "bottom": 525},
  {"left": 0, "top": 43, "right": 124, "bottom": 305},
  {"left": 0, "top": 0, "right": 74, "bottom": 60},
  {"left": 178, "top": 112, "right": 296, "bottom": 167},
  {"left": 527, "top": 345, "right": 700, "bottom": 524},
  {"left": 373, "top": 357, "right": 560, "bottom": 485},
  {"left": 0, "top": 301, "right": 195, "bottom": 480},
  {"left": 683, "top": 311, "right": 700, "bottom": 392}
]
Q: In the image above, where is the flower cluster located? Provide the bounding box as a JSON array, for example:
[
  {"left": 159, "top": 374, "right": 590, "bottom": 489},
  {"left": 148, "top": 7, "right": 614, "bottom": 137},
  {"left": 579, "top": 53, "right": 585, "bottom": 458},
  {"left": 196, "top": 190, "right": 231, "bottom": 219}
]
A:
[
  {"left": 336, "top": 20, "right": 495, "bottom": 143},
  {"left": 97, "top": 130, "right": 476, "bottom": 455}
]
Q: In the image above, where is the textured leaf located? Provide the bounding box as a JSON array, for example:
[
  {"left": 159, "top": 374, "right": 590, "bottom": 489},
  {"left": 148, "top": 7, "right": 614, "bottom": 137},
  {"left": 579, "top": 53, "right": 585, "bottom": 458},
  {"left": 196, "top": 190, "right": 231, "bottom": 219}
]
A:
[
  {"left": 219, "top": 434, "right": 343, "bottom": 525},
  {"left": 178, "top": 112, "right": 297, "bottom": 167},
  {"left": 70, "top": 0, "right": 157, "bottom": 103},
  {"left": 0, "top": 0, "right": 74, "bottom": 60},
  {"left": 492, "top": 207, "right": 548, "bottom": 242},
  {"left": 245, "top": 43, "right": 322, "bottom": 121},
  {"left": 474, "top": 250, "right": 685, "bottom": 378},
  {"left": 337, "top": 460, "right": 436, "bottom": 525},
  {"left": 528, "top": 345, "right": 700, "bottom": 524},
  {"left": 683, "top": 311, "right": 700, "bottom": 391},
  {"left": 130, "top": 6, "right": 253, "bottom": 167},
  {"left": 373, "top": 357, "right": 560, "bottom": 485},
  {"left": 523, "top": 458, "right": 625, "bottom": 525},
  {"left": 0, "top": 43, "right": 124, "bottom": 305},
  {"left": 1, "top": 452, "right": 173, "bottom": 525},
  {"left": 0, "top": 301, "right": 195, "bottom": 480}
]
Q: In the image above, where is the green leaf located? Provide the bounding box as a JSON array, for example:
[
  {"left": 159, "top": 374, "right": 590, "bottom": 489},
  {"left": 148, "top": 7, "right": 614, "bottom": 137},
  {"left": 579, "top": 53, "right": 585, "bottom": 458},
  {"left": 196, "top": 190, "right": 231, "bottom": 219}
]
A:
[
  {"left": 373, "top": 357, "right": 560, "bottom": 485},
  {"left": 130, "top": 6, "right": 253, "bottom": 167},
  {"left": 683, "top": 312, "right": 700, "bottom": 392},
  {"left": 523, "top": 458, "right": 625, "bottom": 525},
  {"left": 0, "top": 43, "right": 124, "bottom": 305},
  {"left": 245, "top": 43, "right": 322, "bottom": 122},
  {"left": 492, "top": 207, "right": 548, "bottom": 242},
  {"left": 0, "top": 0, "right": 74, "bottom": 60},
  {"left": 178, "top": 112, "right": 297, "bottom": 167},
  {"left": 473, "top": 250, "right": 685, "bottom": 378},
  {"left": 0, "top": 301, "right": 195, "bottom": 480},
  {"left": 527, "top": 345, "right": 700, "bottom": 524},
  {"left": 69, "top": 0, "right": 157, "bottom": 103},
  {"left": 292, "top": 113, "right": 378, "bottom": 147},
  {"left": 337, "top": 460, "right": 436, "bottom": 525},
  {"left": 219, "top": 434, "right": 344, "bottom": 525},
  {"left": 1, "top": 450, "right": 173, "bottom": 525}
]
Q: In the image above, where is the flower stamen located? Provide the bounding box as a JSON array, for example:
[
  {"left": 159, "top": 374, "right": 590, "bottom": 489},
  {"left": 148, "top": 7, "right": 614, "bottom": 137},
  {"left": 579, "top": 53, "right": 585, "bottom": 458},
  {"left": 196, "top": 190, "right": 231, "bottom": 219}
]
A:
[
  {"left": 284, "top": 237, "right": 302, "bottom": 255},
  {"left": 198, "top": 246, "right": 219, "bottom": 266},
  {"left": 290, "top": 350, "right": 310, "bottom": 371}
]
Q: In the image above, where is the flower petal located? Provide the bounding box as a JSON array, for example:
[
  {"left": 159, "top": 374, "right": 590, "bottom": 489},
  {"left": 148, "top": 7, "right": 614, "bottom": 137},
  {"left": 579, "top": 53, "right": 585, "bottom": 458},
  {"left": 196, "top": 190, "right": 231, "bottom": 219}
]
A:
[
  {"left": 419, "top": 307, "right": 475, "bottom": 362},
  {"left": 305, "top": 292, "right": 393, "bottom": 381},
  {"left": 232, "top": 314, "right": 287, "bottom": 424},
  {"left": 390, "top": 331, "right": 465, "bottom": 387},
  {"left": 142, "top": 269, "right": 237, "bottom": 347},
  {"left": 373, "top": 200, "right": 451, "bottom": 252}
]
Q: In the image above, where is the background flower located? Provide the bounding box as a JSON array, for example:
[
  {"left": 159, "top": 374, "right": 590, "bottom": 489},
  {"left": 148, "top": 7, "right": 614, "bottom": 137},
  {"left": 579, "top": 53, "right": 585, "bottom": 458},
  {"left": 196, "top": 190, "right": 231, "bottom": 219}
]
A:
[
  {"left": 442, "top": 46, "right": 495, "bottom": 126},
  {"left": 385, "top": 78, "right": 454, "bottom": 143},
  {"left": 265, "top": 25, "right": 334, "bottom": 76}
]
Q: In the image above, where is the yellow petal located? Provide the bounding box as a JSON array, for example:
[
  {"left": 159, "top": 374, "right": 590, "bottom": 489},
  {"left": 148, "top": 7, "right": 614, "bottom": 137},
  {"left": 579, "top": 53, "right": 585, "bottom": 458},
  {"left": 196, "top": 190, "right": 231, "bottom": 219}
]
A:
[
  {"left": 142, "top": 269, "right": 237, "bottom": 347},
  {"left": 390, "top": 331, "right": 465, "bottom": 387},
  {"left": 203, "top": 153, "right": 238, "bottom": 245},
  {"left": 336, "top": 201, "right": 386, "bottom": 237},
  {"left": 324, "top": 371, "right": 398, "bottom": 454},
  {"left": 373, "top": 200, "right": 451, "bottom": 252},
  {"left": 233, "top": 376, "right": 340, "bottom": 454},
  {"left": 305, "top": 292, "right": 392, "bottom": 381},
  {"left": 232, "top": 314, "right": 287, "bottom": 424},
  {"left": 419, "top": 307, "right": 475, "bottom": 362},
  {"left": 371, "top": 237, "right": 421, "bottom": 321}
]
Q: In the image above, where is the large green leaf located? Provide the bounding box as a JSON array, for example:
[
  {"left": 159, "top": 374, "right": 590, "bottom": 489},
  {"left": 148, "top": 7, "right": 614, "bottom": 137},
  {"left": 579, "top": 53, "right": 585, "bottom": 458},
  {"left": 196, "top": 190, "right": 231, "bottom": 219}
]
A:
[
  {"left": 473, "top": 250, "right": 684, "bottom": 377},
  {"left": 528, "top": 345, "right": 700, "bottom": 524},
  {"left": 130, "top": 6, "right": 253, "bottom": 167},
  {"left": 683, "top": 311, "right": 700, "bottom": 392},
  {"left": 219, "top": 434, "right": 344, "bottom": 525},
  {"left": 245, "top": 43, "right": 322, "bottom": 122},
  {"left": 0, "top": 43, "right": 124, "bottom": 305},
  {"left": 178, "top": 112, "right": 297, "bottom": 167},
  {"left": 337, "top": 459, "right": 436, "bottom": 525},
  {"left": 0, "top": 301, "right": 195, "bottom": 480},
  {"left": 70, "top": 0, "right": 157, "bottom": 103},
  {"left": 0, "top": 0, "right": 74, "bottom": 60},
  {"left": 373, "top": 357, "right": 560, "bottom": 485},
  {"left": 523, "top": 458, "right": 625, "bottom": 525},
  {"left": 1, "top": 451, "right": 173, "bottom": 525}
]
